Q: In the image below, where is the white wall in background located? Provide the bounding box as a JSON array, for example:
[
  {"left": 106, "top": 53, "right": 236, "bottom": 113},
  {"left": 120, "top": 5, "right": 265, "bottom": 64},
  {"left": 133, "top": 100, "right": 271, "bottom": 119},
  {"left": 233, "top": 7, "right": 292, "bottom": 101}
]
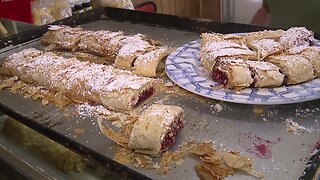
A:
[{"left": 234, "top": 0, "right": 262, "bottom": 24}]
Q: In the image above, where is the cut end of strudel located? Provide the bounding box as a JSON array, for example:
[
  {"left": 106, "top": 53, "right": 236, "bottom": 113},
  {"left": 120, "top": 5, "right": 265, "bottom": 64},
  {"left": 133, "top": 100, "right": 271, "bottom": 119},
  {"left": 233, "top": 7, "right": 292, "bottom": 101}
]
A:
[
  {"left": 211, "top": 58, "right": 285, "bottom": 88},
  {"left": 128, "top": 104, "right": 184, "bottom": 156},
  {"left": 211, "top": 58, "right": 254, "bottom": 89}
]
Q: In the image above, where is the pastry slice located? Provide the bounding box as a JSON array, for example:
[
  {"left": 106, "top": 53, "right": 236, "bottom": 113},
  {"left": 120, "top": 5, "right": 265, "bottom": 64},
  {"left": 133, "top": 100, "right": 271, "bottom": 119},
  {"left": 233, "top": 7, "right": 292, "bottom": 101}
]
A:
[
  {"left": 78, "top": 30, "right": 124, "bottom": 58},
  {"left": 245, "top": 61, "right": 284, "bottom": 87},
  {"left": 247, "top": 39, "right": 283, "bottom": 60},
  {"left": 244, "top": 29, "right": 285, "bottom": 42},
  {"left": 288, "top": 46, "right": 320, "bottom": 77},
  {"left": 279, "top": 27, "right": 314, "bottom": 49},
  {"left": 114, "top": 39, "right": 153, "bottom": 69},
  {"left": 133, "top": 47, "right": 171, "bottom": 77},
  {"left": 201, "top": 33, "right": 245, "bottom": 46},
  {"left": 128, "top": 104, "right": 184, "bottom": 156},
  {"left": 211, "top": 58, "right": 254, "bottom": 89},
  {"left": 266, "top": 54, "right": 315, "bottom": 85},
  {"left": 200, "top": 42, "right": 257, "bottom": 72}
]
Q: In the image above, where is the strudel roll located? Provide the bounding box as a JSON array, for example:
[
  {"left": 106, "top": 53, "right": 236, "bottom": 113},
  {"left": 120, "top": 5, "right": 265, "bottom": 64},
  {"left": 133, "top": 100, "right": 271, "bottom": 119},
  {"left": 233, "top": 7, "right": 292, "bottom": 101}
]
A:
[
  {"left": 128, "top": 104, "right": 184, "bottom": 156},
  {"left": 279, "top": 27, "right": 314, "bottom": 49},
  {"left": 41, "top": 25, "right": 85, "bottom": 50},
  {"left": 246, "top": 39, "right": 283, "bottom": 60},
  {"left": 266, "top": 54, "right": 315, "bottom": 85},
  {"left": 1, "top": 48, "right": 162, "bottom": 112},
  {"left": 200, "top": 41, "right": 257, "bottom": 72},
  {"left": 133, "top": 47, "right": 171, "bottom": 77},
  {"left": 244, "top": 29, "right": 285, "bottom": 42},
  {"left": 287, "top": 46, "right": 320, "bottom": 77},
  {"left": 78, "top": 30, "right": 124, "bottom": 58},
  {"left": 245, "top": 61, "right": 284, "bottom": 87},
  {"left": 114, "top": 35, "right": 154, "bottom": 69},
  {"left": 211, "top": 58, "right": 254, "bottom": 89}
]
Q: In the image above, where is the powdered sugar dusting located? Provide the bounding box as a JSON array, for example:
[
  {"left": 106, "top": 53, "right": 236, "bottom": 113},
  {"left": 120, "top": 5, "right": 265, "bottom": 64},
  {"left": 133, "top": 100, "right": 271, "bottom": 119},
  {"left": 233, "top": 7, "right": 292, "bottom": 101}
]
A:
[{"left": 3, "top": 48, "right": 158, "bottom": 110}]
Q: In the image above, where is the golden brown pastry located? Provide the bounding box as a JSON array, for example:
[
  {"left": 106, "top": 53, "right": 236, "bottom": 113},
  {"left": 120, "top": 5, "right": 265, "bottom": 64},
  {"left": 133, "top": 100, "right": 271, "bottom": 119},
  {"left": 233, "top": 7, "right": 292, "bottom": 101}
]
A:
[
  {"left": 244, "top": 29, "right": 285, "bottom": 42},
  {"left": 128, "top": 104, "right": 184, "bottom": 156},
  {"left": 246, "top": 38, "right": 283, "bottom": 60},
  {"left": 0, "top": 48, "right": 162, "bottom": 112},
  {"left": 245, "top": 61, "right": 285, "bottom": 87},
  {"left": 287, "top": 46, "right": 320, "bottom": 77},
  {"left": 211, "top": 58, "right": 254, "bottom": 89},
  {"left": 266, "top": 54, "right": 315, "bottom": 85},
  {"left": 42, "top": 25, "right": 86, "bottom": 50},
  {"left": 133, "top": 47, "right": 171, "bottom": 77},
  {"left": 78, "top": 30, "right": 124, "bottom": 59},
  {"left": 279, "top": 27, "right": 314, "bottom": 49}
]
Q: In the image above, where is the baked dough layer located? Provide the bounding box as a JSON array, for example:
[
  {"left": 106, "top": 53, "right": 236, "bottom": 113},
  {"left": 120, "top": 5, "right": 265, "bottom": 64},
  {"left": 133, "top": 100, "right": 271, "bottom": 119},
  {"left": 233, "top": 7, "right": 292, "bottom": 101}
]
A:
[
  {"left": 128, "top": 104, "right": 184, "bottom": 156},
  {"left": 0, "top": 48, "right": 162, "bottom": 112}
]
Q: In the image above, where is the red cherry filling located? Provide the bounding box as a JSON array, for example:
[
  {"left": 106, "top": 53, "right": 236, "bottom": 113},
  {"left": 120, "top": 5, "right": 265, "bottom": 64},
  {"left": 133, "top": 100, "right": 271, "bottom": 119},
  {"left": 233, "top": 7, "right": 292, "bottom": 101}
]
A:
[
  {"left": 211, "top": 69, "right": 228, "bottom": 84},
  {"left": 160, "top": 115, "right": 184, "bottom": 151},
  {"left": 133, "top": 87, "right": 155, "bottom": 107}
]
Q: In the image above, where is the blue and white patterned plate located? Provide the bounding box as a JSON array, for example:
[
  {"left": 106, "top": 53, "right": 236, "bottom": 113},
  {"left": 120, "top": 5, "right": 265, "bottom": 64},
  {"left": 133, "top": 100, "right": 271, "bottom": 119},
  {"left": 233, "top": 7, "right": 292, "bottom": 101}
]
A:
[{"left": 165, "top": 40, "right": 320, "bottom": 105}]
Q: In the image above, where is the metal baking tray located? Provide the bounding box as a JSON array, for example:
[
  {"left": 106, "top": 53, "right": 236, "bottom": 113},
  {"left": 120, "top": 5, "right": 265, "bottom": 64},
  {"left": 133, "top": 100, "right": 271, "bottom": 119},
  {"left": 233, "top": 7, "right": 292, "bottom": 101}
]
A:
[{"left": 0, "top": 7, "right": 319, "bottom": 180}]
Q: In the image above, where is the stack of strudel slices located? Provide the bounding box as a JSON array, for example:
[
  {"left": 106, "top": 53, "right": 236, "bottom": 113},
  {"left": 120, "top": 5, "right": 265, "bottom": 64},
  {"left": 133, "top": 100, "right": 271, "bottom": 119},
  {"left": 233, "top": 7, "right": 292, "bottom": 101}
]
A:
[
  {"left": 200, "top": 27, "right": 319, "bottom": 89},
  {"left": 41, "top": 25, "right": 172, "bottom": 77},
  {"left": 0, "top": 48, "right": 162, "bottom": 112}
]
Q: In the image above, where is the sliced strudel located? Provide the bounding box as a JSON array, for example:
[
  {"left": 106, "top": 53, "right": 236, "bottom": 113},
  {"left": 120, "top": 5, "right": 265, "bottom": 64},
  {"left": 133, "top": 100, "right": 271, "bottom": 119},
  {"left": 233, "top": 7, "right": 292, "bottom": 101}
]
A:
[
  {"left": 133, "top": 47, "right": 171, "bottom": 77},
  {"left": 246, "top": 39, "right": 283, "bottom": 60},
  {"left": 1, "top": 48, "right": 162, "bottom": 112},
  {"left": 200, "top": 42, "right": 257, "bottom": 72},
  {"left": 266, "top": 54, "right": 315, "bottom": 85},
  {"left": 279, "top": 27, "right": 314, "bottom": 49},
  {"left": 245, "top": 61, "right": 284, "bottom": 87},
  {"left": 211, "top": 58, "right": 254, "bottom": 89},
  {"left": 114, "top": 36, "right": 154, "bottom": 69},
  {"left": 78, "top": 30, "right": 124, "bottom": 58},
  {"left": 128, "top": 104, "right": 184, "bottom": 156},
  {"left": 288, "top": 46, "right": 320, "bottom": 77}
]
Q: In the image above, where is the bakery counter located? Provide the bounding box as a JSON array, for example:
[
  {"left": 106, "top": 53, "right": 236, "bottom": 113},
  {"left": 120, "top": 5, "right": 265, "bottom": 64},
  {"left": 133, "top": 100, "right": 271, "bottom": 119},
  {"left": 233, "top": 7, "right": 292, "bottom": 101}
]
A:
[{"left": 0, "top": 7, "right": 319, "bottom": 180}]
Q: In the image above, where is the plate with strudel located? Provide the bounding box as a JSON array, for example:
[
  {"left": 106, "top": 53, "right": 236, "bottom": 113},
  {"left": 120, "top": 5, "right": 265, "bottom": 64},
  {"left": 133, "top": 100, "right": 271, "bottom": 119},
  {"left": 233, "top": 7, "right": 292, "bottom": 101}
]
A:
[{"left": 165, "top": 27, "right": 320, "bottom": 105}]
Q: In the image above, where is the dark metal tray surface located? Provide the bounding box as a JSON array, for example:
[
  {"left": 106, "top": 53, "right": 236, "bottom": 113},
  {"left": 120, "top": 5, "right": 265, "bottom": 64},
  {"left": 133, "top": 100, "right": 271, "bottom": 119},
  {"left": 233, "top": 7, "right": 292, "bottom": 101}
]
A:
[{"left": 0, "top": 8, "right": 319, "bottom": 180}]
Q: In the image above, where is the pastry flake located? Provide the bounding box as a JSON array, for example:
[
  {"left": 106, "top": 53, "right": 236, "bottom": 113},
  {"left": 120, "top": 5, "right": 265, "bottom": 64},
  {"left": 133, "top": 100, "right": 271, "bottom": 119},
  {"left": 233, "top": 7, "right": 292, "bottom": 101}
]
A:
[{"left": 128, "top": 104, "right": 184, "bottom": 156}]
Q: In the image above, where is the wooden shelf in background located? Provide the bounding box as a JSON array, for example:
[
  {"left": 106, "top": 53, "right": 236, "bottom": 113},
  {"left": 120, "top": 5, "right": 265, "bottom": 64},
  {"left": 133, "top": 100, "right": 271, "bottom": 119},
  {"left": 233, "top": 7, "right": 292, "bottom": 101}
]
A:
[{"left": 133, "top": 0, "right": 221, "bottom": 21}]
